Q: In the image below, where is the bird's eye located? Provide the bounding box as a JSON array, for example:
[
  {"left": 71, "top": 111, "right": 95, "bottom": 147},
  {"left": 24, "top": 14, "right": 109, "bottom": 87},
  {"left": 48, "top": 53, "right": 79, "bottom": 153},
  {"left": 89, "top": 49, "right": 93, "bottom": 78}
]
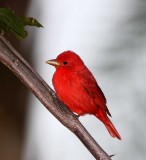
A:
[{"left": 63, "top": 61, "right": 68, "bottom": 65}]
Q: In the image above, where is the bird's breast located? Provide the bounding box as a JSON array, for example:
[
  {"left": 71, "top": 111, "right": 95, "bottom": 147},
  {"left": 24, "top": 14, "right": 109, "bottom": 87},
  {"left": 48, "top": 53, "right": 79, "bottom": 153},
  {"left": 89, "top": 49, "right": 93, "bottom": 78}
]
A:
[{"left": 52, "top": 70, "right": 100, "bottom": 115}]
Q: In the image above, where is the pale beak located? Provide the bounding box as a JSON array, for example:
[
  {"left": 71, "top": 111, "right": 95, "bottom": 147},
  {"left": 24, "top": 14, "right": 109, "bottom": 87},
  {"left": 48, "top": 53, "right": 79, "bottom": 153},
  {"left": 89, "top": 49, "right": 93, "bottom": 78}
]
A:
[{"left": 46, "top": 59, "right": 60, "bottom": 66}]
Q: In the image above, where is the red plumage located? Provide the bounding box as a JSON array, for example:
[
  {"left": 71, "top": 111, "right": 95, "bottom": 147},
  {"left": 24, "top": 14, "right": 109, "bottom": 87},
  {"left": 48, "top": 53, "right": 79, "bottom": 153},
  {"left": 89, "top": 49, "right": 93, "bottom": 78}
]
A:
[{"left": 46, "top": 50, "right": 121, "bottom": 140}]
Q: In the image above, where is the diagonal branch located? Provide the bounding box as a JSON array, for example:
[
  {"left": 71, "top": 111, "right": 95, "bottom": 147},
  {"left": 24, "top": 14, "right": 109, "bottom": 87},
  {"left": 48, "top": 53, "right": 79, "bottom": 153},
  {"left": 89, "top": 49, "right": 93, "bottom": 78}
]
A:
[{"left": 0, "top": 35, "right": 111, "bottom": 160}]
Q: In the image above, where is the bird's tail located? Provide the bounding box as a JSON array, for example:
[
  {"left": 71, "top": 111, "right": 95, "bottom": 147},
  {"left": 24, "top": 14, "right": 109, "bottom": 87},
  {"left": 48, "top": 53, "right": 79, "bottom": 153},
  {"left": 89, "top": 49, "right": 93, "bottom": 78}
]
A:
[{"left": 95, "top": 110, "right": 121, "bottom": 140}]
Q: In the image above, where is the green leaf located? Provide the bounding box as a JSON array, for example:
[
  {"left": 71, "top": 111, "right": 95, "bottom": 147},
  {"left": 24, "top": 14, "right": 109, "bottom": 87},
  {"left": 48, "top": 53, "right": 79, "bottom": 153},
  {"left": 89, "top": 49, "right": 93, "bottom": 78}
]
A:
[
  {"left": 0, "top": 8, "right": 43, "bottom": 40},
  {"left": 0, "top": 8, "right": 27, "bottom": 39},
  {"left": 20, "top": 16, "right": 43, "bottom": 27}
]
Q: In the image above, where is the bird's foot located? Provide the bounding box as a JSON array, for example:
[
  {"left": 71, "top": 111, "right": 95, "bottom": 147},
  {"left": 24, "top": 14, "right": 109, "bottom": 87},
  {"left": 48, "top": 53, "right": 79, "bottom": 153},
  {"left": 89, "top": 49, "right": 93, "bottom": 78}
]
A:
[{"left": 74, "top": 113, "right": 81, "bottom": 119}]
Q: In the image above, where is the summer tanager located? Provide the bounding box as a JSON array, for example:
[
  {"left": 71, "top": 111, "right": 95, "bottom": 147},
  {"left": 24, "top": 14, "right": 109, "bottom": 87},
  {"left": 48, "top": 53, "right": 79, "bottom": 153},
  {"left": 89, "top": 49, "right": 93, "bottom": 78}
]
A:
[{"left": 46, "top": 50, "right": 121, "bottom": 140}]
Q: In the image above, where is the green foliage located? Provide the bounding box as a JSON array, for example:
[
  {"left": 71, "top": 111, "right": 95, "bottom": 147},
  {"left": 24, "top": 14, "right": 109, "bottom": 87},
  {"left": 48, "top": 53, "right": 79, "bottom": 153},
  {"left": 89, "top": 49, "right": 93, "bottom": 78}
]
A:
[
  {"left": 21, "top": 16, "right": 43, "bottom": 27},
  {"left": 0, "top": 8, "right": 43, "bottom": 39}
]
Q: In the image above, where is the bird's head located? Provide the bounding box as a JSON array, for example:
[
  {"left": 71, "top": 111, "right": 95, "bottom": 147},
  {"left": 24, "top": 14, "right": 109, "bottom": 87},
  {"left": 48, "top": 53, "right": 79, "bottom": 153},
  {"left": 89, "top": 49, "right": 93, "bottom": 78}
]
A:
[{"left": 46, "top": 50, "right": 85, "bottom": 71}]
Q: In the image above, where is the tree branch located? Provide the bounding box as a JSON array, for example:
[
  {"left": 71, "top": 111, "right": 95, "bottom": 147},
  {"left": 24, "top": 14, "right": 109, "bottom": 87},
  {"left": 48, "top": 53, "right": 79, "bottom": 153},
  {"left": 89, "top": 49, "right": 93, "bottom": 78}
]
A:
[{"left": 0, "top": 35, "right": 111, "bottom": 160}]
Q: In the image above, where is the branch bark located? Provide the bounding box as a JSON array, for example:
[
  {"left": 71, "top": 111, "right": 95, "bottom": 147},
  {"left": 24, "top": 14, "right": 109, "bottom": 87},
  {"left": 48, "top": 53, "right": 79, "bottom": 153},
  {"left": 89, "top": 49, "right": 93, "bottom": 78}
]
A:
[{"left": 0, "top": 35, "right": 111, "bottom": 160}]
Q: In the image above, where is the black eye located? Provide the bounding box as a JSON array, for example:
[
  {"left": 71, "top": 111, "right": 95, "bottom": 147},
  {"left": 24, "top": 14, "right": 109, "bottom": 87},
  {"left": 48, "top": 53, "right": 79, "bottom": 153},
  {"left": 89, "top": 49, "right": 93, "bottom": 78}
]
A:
[{"left": 63, "top": 61, "right": 68, "bottom": 65}]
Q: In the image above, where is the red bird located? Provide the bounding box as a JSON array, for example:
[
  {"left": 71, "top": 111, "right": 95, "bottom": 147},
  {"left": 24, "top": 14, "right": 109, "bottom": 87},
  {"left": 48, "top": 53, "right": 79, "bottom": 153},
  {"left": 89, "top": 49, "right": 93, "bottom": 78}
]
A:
[{"left": 46, "top": 51, "right": 121, "bottom": 140}]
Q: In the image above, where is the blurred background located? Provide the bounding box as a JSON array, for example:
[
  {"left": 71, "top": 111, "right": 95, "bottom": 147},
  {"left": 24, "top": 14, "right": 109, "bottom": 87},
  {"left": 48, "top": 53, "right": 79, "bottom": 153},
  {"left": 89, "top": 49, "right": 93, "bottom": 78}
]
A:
[{"left": 0, "top": 0, "right": 146, "bottom": 160}]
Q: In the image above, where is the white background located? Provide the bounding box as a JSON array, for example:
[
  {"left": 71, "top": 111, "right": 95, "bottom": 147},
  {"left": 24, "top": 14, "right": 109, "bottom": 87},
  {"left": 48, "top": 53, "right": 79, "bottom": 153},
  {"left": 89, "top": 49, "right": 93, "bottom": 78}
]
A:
[{"left": 22, "top": 1, "right": 146, "bottom": 160}]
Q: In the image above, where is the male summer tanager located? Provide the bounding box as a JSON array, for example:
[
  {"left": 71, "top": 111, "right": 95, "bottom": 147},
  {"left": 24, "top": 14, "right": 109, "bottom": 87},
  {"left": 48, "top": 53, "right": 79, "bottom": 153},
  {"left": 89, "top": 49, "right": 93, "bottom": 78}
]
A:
[{"left": 46, "top": 51, "right": 121, "bottom": 140}]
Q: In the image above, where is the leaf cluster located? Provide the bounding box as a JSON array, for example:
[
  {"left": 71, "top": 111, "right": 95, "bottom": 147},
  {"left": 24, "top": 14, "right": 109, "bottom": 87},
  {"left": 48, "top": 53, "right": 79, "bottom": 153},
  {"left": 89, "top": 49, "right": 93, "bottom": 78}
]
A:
[{"left": 0, "top": 8, "right": 43, "bottom": 39}]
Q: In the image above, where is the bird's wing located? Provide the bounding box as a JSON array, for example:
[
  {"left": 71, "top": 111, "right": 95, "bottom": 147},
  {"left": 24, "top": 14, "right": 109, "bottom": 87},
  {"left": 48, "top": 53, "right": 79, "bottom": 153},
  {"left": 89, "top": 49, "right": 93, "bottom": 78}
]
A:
[{"left": 78, "top": 68, "right": 111, "bottom": 117}]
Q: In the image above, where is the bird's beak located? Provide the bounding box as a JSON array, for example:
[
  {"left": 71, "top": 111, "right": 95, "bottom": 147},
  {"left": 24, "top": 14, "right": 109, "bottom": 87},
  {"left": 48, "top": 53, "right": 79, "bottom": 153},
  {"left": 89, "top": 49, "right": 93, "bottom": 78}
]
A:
[{"left": 45, "top": 59, "right": 60, "bottom": 66}]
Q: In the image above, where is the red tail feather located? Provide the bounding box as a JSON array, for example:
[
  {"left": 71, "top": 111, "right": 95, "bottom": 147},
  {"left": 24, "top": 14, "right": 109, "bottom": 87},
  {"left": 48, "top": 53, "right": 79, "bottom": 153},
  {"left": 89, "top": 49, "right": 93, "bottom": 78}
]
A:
[
  {"left": 104, "top": 118, "right": 121, "bottom": 140},
  {"left": 95, "top": 111, "right": 121, "bottom": 140}
]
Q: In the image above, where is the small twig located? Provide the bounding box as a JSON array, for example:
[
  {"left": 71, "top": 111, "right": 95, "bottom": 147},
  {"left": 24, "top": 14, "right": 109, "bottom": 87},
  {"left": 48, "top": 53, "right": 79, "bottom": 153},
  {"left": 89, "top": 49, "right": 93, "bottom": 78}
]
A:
[{"left": 0, "top": 35, "right": 111, "bottom": 160}]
